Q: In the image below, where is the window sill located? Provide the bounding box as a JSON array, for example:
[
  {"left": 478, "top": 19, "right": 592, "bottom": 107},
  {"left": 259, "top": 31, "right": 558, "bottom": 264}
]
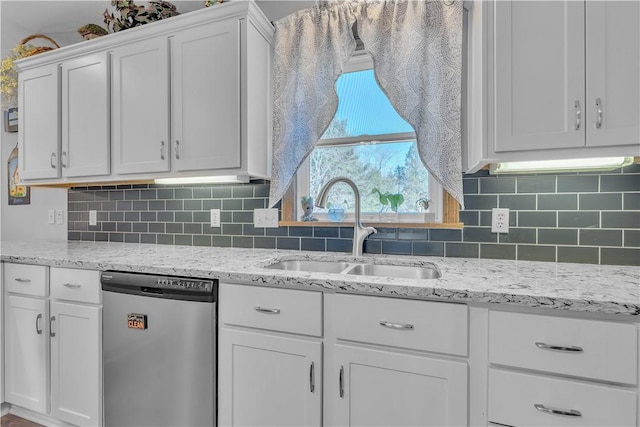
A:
[{"left": 279, "top": 221, "right": 463, "bottom": 229}]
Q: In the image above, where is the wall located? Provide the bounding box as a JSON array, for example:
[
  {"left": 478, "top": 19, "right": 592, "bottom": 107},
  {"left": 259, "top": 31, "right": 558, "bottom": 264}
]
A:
[
  {"left": 0, "top": 2, "right": 67, "bottom": 242},
  {"left": 68, "top": 165, "right": 640, "bottom": 266}
]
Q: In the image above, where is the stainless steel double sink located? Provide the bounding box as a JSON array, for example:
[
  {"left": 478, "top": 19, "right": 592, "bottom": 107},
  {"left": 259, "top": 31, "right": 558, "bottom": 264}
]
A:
[{"left": 265, "top": 259, "right": 441, "bottom": 280}]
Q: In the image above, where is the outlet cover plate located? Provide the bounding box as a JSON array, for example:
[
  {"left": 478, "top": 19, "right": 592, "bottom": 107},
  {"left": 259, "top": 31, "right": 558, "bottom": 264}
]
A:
[
  {"left": 89, "top": 210, "right": 97, "bottom": 226},
  {"left": 491, "top": 208, "right": 509, "bottom": 233},
  {"left": 55, "top": 209, "right": 64, "bottom": 225},
  {"left": 210, "top": 209, "right": 221, "bottom": 227},
  {"left": 254, "top": 208, "right": 279, "bottom": 228}
]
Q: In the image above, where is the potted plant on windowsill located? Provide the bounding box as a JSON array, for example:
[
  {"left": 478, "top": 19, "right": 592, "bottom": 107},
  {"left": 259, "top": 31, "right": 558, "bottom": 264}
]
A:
[{"left": 371, "top": 188, "right": 404, "bottom": 222}]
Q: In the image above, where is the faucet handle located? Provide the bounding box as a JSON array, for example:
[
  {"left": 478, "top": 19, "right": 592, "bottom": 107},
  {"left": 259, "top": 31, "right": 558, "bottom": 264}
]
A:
[{"left": 365, "top": 226, "right": 377, "bottom": 236}]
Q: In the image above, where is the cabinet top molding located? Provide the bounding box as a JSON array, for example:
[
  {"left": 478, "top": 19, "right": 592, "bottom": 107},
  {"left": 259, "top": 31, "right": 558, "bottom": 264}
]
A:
[{"left": 15, "top": 0, "right": 273, "bottom": 72}]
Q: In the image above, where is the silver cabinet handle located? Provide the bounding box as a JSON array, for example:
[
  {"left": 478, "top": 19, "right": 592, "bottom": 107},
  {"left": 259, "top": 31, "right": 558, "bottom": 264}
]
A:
[
  {"left": 61, "top": 151, "right": 67, "bottom": 168},
  {"left": 309, "top": 362, "right": 315, "bottom": 393},
  {"left": 63, "top": 283, "right": 81, "bottom": 289},
  {"left": 380, "top": 320, "right": 414, "bottom": 330},
  {"left": 14, "top": 277, "right": 31, "bottom": 283},
  {"left": 35, "top": 313, "right": 43, "bottom": 335},
  {"left": 595, "top": 97, "right": 603, "bottom": 129},
  {"left": 50, "top": 152, "right": 57, "bottom": 168},
  {"left": 534, "top": 403, "right": 582, "bottom": 417},
  {"left": 535, "top": 342, "right": 583, "bottom": 353},
  {"left": 160, "top": 141, "right": 166, "bottom": 160},
  {"left": 574, "top": 100, "right": 581, "bottom": 130},
  {"left": 50, "top": 316, "right": 56, "bottom": 338},
  {"left": 253, "top": 306, "right": 280, "bottom": 314},
  {"left": 339, "top": 365, "right": 344, "bottom": 398},
  {"left": 175, "top": 140, "right": 180, "bottom": 160}
]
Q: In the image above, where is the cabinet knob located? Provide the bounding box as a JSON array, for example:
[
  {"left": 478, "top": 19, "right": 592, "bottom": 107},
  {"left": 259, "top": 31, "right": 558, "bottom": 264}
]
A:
[
  {"left": 339, "top": 365, "right": 344, "bottom": 398},
  {"left": 534, "top": 403, "right": 582, "bottom": 418},
  {"left": 595, "top": 98, "right": 603, "bottom": 129},
  {"left": 535, "top": 342, "right": 583, "bottom": 353},
  {"left": 574, "top": 100, "right": 581, "bottom": 131},
  {"left": 175, "top": 140, "right": 180, "bottom": 160},
  {"left": 380, "top": 320, "right": 414, "bottom": 330},
  {"left": 253, "top": 306, "right": 281, "bottom": 314},
  {"left": 309, "top": 362, "right": 315, "bottom": 393},
  {"left": 35, "top": 313, "right": 43, "bottom": 335},
  {"left": 61, "top": 151, "right": 68, "bottom": 168},
  {"left": 50, "top": 152, "right": 57, "bottom": 169},
  {"left": 160, "top": 141, "right": 166, "bottom": 160},
  {"left": 14, "top": 277, "right": 31, "bottom": 283},
  {"left": 50, "top": 316, "right": 56, "bottom": 338}
]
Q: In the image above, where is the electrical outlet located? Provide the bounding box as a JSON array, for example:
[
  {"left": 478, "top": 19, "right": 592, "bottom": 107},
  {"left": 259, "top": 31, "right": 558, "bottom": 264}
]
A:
[
  {"left": 89, "top": 210, "right": 97, "bottom": 226},
  {"left": 55, "top": 209, "right": 64, "bottom": 225},
  {"left": 48, "top": 210, "right": 55, "bottom": 225},
  {"left": 210, "top": 209, "right": 221, "bottom": 227},
  {"left": 254, "top": 208, "right": 279, "bottom": 228},
  {"left": 491, "top": 208, "right": 510, "bottom": 233}
]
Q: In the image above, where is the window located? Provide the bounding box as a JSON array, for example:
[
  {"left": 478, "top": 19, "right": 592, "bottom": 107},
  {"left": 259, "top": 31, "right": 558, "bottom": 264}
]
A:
[{"left": 294, "top": 53, "right": 443, "bottom": 224}]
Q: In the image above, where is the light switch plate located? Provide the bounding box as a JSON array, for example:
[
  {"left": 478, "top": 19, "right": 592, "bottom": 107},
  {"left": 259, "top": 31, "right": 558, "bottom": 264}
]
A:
[
  {"left": 89, "top": 210, "right": 97, "bottom": 226},
  {"left": 254, "top": 208, "right": 279, "bottom": 228},
  {"left": 210, "top": 209, "right": 221, "bottom": 227}
]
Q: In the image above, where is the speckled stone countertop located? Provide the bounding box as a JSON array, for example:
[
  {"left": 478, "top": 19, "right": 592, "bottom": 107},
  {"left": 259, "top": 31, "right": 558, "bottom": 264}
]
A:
[{"left": 1, "top": 240, "right": 639, "bottom": 316}]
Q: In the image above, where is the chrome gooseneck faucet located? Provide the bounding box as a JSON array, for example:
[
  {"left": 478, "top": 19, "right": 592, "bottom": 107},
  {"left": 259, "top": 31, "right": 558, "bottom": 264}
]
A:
[{"left": 315, "top": 177, "right": 377, "bottom": 257}]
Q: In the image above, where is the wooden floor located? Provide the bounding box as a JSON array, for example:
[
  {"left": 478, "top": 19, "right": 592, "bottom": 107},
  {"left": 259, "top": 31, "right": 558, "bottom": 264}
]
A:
[{"left": 0, "top": 414, "right": 43, "bottom": 427}]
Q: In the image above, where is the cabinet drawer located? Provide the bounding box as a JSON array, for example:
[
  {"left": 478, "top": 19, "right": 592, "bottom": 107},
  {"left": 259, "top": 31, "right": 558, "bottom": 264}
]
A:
[
  {"left": 4, "top": 263, "right": 48, "bottom": 296},
  {"left": 220, "top": 284, "right": 322, "bottom": 337},
  {"left": 489, "top": 311, "right": 637, "bottom": 385},
  {"left": 50, "top": 268, "right": 101, "bottom": 304},
  {"left": 334, "top": 294, "right": 467, "bottom": 356},
  {"left": 489, "top": 369, "right": 637, "bottom": 426}
]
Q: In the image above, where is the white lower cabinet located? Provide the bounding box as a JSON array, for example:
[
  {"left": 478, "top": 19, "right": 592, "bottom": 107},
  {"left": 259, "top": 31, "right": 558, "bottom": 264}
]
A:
[
  {"left": 331, "top": 345, "right": 467, "bottom": 426},
  {"left": 219, "top": 283, "right": 323, "bottom": 427},
  {"left": 218, "top": 329, "right": 322, "bottom": 427},
  {"left": 5, "top": 295, "right": 49, "bottom": 414},
  {"left": 487, "top": 309, "right": 638, "bottom": 426},
  {"left": 219, "top": 283, "right": 469, "bottom": 427},
  {"left": 50, "top": 301, "right": 102, "bottom": 426},
  {"left": 3, "top": 262, "right": 102, "bottom": 426}
]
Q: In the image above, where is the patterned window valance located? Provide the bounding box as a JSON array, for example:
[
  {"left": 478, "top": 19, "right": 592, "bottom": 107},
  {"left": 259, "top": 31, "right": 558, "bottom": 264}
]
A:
[{"left": 269, "top": 0, "right": 465, "bottom": 209}]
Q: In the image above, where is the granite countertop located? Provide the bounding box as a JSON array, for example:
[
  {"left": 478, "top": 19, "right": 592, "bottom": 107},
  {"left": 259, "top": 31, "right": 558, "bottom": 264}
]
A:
[{"left": 1, "top": 240, "right": 639, "bottom": 316}]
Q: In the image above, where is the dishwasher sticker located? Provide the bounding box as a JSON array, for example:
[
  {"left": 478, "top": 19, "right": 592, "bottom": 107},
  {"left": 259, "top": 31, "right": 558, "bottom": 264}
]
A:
[{"left": 127, "top": 313, "right": 148, "bottom": 330}]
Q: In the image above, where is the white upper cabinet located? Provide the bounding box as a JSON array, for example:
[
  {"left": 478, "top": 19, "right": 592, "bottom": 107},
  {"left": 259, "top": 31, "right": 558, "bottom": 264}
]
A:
[
  {"left": 16, "top": 1, "right": 273, "bottom": 185},
  {"left": 493, "top": 0, "right": 586, "bottom": 152},
  {"left": 171, "top": 20, "right": 241, "bottom": 172},
  {"left": 466, "top": 0, "right": 639, "bottom": 171},
  {"left": 111, "top": 37, "right": 170, "bottom": 175},
  {"left": 61, "top": 52, "right": 110, "bottom": 178},
  {"left": 585, "top": 1, "right": 640, "bottom": 147},
  {"left": 18, "top": 64, "right": 60, "bottom": 181}
]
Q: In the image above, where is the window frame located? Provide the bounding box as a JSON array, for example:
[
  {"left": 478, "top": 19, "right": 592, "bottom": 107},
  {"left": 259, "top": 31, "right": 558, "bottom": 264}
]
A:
[{"left": 281, "top": 52, "right": 461, "bottom": 228}]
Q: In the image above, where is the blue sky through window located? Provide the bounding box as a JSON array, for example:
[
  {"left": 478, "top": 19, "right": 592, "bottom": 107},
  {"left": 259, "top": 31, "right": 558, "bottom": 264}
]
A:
[{"left": 322, "top": 69, "right": 415, "bottom": 138}]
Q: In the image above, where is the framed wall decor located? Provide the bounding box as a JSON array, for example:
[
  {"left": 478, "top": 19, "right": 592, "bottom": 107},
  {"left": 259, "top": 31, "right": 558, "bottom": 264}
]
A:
[
  {"left": 8, "top": 144, "right": 30, "bottom": 205},
  {"left": 4, "top": 107, "right": 18, "bottom": 133}
]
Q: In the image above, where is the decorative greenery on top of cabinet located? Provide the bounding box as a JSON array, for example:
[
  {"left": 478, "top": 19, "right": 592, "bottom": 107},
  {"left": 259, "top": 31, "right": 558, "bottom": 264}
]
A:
[{"left": 15, "top": 0, "right": 274, "bottom": 186}]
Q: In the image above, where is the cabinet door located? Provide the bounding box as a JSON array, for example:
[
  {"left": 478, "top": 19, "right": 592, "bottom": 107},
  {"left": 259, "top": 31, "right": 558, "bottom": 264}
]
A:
[
  {"left": 492, "top": 1, "right": 585, "bottom": 152},
  {"left": 112, "top": 38, "right": 170, "bottom": 174},
  {"left": 50, "top": 301, "right": 102, "bottom": 427},
  {"left": 18, "top": 64, "right": 60, "bottom": 180},
  {"left": 218, "top": 328, "right": 322, "bottom": 427},
  {"left": 586, "top": 1, "right": 640, "bottom": 147},
  {"left": 331, "top": 345, "right": 467, "bottom": 426},
  {"left": 5, "top": 295, "right": 49, "bottom": 414},
  {"left": 61, "top": 52, "right": 110, "bottom": 178},
  {"left": 171, "top": 20, "right": 241, "bottom": 172}
]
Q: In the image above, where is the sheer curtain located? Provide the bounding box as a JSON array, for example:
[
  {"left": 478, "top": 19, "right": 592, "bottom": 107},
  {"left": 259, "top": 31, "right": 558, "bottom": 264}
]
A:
[{"left": 269, "top": 0, "right": 465, "bottom": 209}]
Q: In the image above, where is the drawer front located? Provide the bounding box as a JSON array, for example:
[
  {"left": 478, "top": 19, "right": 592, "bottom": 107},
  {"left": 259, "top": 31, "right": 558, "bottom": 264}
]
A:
[
  {"left": 220, "top": 283, "right": 322, "bottom": 336},
  {"left": 334, "top": 294, "right": 468, "bottom": 356},
  {"left": 50, "top": 267, "right": 101, "bottom": 304},
  {"left": 489, "top": 311, "right": 637, "bottom": 385},
  {"left": 4, "top": 263, "right": 48, "bottom": 296},
  {"left": 489, "top": 369, "right": 637, "bottom": 426}
]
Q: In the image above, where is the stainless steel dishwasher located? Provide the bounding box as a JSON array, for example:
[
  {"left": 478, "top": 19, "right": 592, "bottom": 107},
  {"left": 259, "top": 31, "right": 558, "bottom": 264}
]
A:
[{"left": 101, "top": 271, "right": 217, "bottom": 427}]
